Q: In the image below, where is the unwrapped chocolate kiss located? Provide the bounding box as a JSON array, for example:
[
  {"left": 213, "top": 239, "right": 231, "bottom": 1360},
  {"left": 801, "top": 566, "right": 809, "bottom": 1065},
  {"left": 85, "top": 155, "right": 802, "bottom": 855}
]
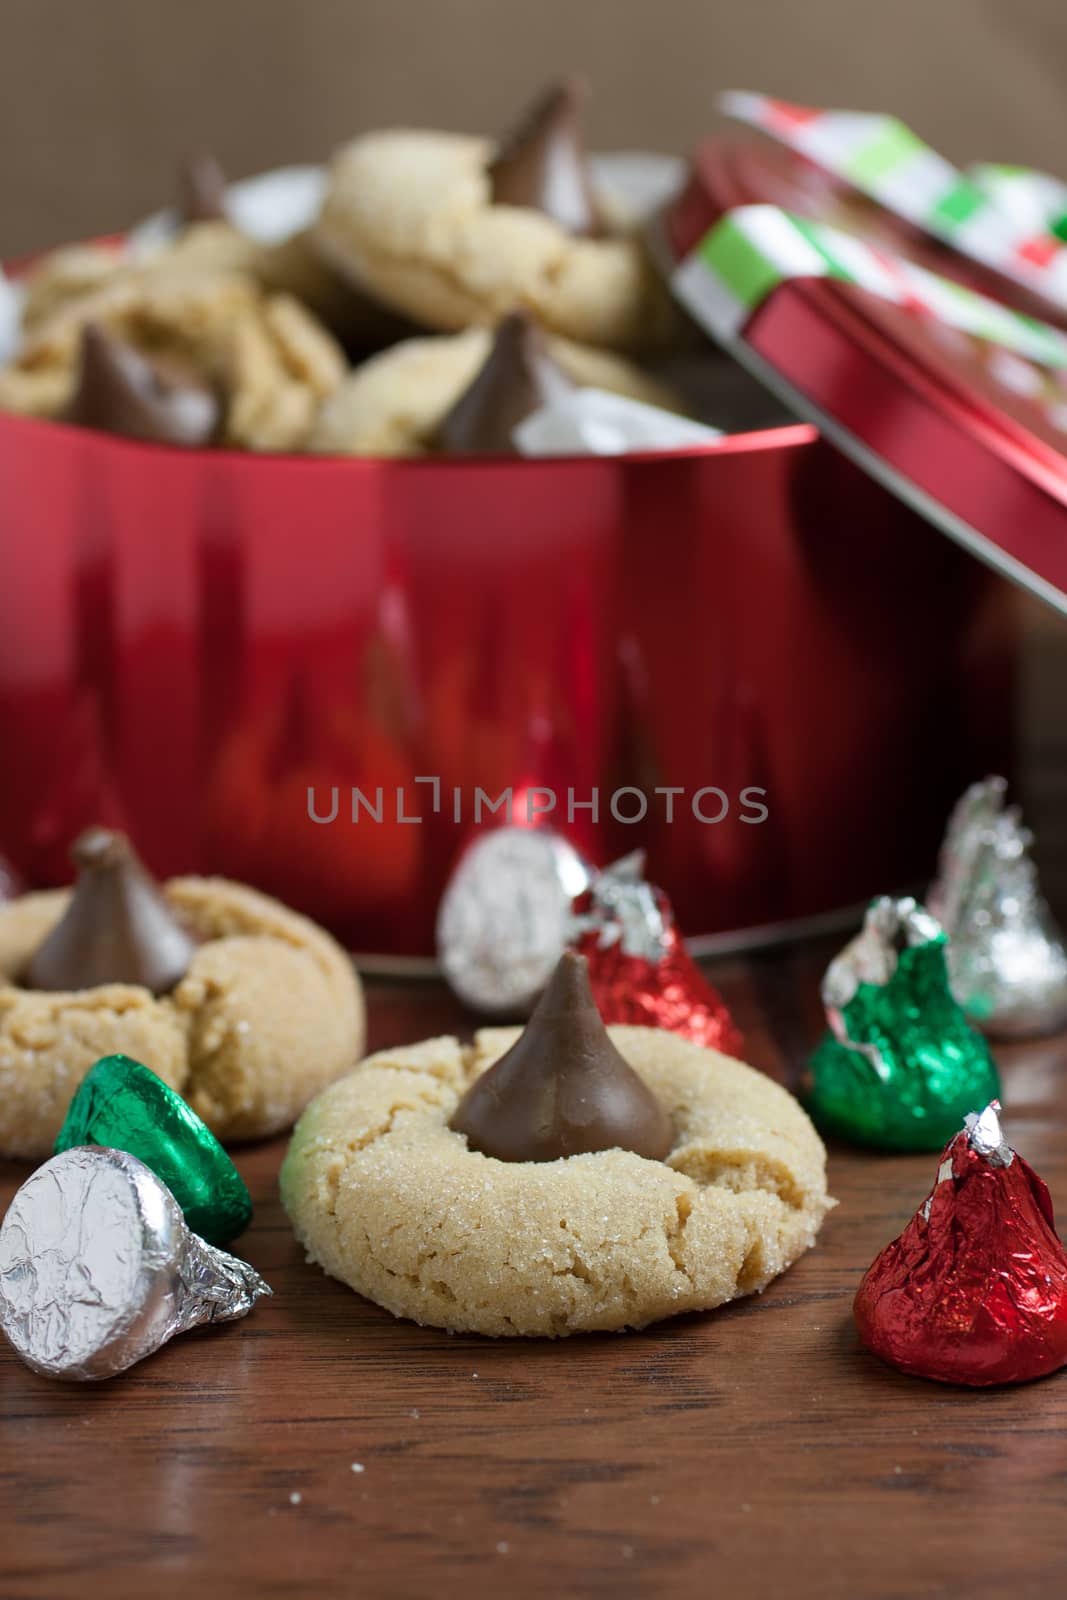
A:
[
  {"left": 450, "top": 950, "right": 673, "bottom": 1162},
  {"left": 66, "top": 325, "right": 220, "bottom": 447},
  {"left": 488, "top": 78, "right": 605, "bottom": 237},
  {"left": 177, "top": 151, "right": 230, "bottom": 224},
  {"left": 436, "top": 311, "right": 575, "bottom": 455},
  {"left": 25, "top": 827, "right": 198, "bottom": 995}
]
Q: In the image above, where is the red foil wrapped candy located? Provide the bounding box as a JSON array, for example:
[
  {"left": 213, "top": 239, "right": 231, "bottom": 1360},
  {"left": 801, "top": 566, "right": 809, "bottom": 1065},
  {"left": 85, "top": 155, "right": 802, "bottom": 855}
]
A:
[
  {"left": 854, "top": 1103, "right": 1067, "bottom": 1386},
  {"left": 568, "top": 852, "right": 743, "bottom": 1056}
]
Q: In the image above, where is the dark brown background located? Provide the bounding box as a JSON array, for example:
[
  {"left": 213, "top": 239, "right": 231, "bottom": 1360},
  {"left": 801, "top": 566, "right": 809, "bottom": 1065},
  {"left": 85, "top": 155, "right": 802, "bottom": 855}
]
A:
[{"left": 2, "top": 0, "right": 1067, "bottom": 255}]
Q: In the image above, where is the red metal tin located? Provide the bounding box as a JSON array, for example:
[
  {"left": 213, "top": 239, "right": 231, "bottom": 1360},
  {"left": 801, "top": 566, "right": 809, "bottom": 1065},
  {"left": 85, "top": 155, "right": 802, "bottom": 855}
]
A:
[
  {"left": 0, "top": 406, "right": 1013, "bottom": 957},
  {"left": 667, "top": 138, "right": 1067, "bottom": 326},
  {"left": 666, "top": 138, "right": 1067, "bottom": 610}
]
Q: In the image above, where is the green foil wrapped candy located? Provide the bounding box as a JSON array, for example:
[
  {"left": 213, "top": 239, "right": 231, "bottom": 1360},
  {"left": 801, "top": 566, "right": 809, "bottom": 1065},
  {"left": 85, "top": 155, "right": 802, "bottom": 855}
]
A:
[
  {"left": 54, "top": 1054, "right": 253, "bottom": 1245},
  {"left": 808, "top": 896, "right": 1001, "bottom": 1151}
]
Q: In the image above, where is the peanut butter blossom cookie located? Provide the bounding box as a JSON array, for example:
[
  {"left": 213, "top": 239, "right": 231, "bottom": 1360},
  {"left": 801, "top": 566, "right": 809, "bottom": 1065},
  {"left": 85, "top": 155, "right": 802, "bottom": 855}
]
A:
[
  {"left": 313, "top": 80, "right": 677, "bottom": 353},
  {"left": 282, "top": 952, "right": 831, "bottom": 1337},
  {"left": 311, "top": 310, "right": 679, "bottom": 457},
  {"left": 0, "top": 828, "right": 365, "bottom": 1159},
  {"left": 0, "top": 245, "right": 346, "bottom": 451}
]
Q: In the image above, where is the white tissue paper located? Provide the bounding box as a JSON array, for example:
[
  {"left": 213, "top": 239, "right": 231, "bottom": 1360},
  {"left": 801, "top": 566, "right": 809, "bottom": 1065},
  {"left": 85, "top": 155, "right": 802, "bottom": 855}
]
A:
[
  {"left": 514, "top": 388, "right": 722, "bottom": 457},
  {"left": 590, "top": 152, "right": 687, "bottom": 224},
  {"left": 128, "top": 155, "right": 675, "bottom": 259},
  {"left": 128, "top": 165, "right": 327, "bottom": 258},
  {"left": 0, "top": 267, "right": 24, "bottom": 364}
]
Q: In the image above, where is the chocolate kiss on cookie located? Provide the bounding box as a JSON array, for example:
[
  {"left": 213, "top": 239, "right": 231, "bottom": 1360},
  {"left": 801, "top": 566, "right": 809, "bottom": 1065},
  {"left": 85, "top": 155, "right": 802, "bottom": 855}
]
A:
[
  {"left": 436, "top": 311, "right": 575, "bottom": 455},
  {"left": 178, "top": 150, "right": 229, "bottom": 223},
  {"left": 450, "top": 950, "right": 673, "bottom": 1162},
  {"left": 25, "top": 828, "right": 197, "bottom": 996},
  {"left": 66, "top": 324, "right": 221, "bottom": 447},
  {"left": 488, "top": 78, "right": 605, "bottom": 237}
]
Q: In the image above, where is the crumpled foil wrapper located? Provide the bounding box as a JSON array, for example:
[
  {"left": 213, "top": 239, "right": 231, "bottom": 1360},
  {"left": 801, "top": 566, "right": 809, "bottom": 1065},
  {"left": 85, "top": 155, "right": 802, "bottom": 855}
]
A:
[
  {"left": 437, "top": 826, "right": 591, "bottom": 1016},
  {"left": 514, "top": 388, "right": 722, "bottom": 457},
  {"left": 0, "top": 1146, "right": 270, "bottom": 1382},
  {"left": 854, "top": 1102, "right": 1067, "bottom": 1385},
  {"left": 568, "top": 851, "right": 743, "bottom": 1054},
  {"left": 928, "top": 775, "right": 1067, "bottom": 1039},
  {"left": 808, "top": 895, "right": 1001, "bottom": 1150}
]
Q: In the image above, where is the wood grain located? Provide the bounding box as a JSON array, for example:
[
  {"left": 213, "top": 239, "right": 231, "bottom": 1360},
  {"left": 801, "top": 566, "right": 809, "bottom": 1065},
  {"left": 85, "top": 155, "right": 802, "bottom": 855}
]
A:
[{"left": 3, "top": 947, "right": 1067, "bottom": 1600}]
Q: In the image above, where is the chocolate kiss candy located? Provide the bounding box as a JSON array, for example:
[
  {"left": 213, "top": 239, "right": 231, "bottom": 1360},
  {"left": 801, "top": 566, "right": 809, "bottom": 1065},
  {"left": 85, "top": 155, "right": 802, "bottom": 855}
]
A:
[
  {"left": 55, "top": 1054, "right": 252, "bottom": 1247},
  {"left": 66, "top": 324, "right": 220, "bottom": 447},
  {"left": 450, "top": 950, "right": 673, "bottom": 1162},
  {"left": 25, "top": 827, "right": 198, "bottom": 995},
  {"left": 808, "top": 896, "right": 1001, "bottom": 1150},
  {"left": 568, "top": 851, "right": 743, "bottom": 1055},
  {"left": 177, "top": 150, "right": 229, "bottom": 223},
  {"left": 928, "top": 775, "right": 1067, "bottom": 1039},
  {"left": 436, "top": 312, "right": 575, "bottom": 455},
  {"left": 436, "top": 825, "right": 592, "bottom": 1015},
  {"left": 488, "top": 78, "right": 605, "bottom": 236},
  {"left": 0, "top": 1147, "right": 270, "bottom": 1382},
  {"left": 854, "top": 1103, "right": 1067, "bottom": 1386}
]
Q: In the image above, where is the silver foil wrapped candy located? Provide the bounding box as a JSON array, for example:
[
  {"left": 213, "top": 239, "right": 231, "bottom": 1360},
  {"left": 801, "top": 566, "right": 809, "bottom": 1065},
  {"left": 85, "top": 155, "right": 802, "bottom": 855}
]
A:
[
  {"left": 929, "top": 776, "right": 1067, "bottom": 1039},
  {"left": 567, "top": 850, "right": 666, "bottom": 960},
  {"left": 0, "top": 1146, "right": 271, "bottom": 1381},
  {"left": 437, "top": 826, "right": 591, "bottom": 1015}
]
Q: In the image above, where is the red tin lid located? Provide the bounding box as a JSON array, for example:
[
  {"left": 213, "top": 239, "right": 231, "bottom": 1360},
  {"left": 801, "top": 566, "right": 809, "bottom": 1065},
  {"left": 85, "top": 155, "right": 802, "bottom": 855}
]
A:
[{"left": 662, "top": 136, "right": 1067, "bottom": 611}]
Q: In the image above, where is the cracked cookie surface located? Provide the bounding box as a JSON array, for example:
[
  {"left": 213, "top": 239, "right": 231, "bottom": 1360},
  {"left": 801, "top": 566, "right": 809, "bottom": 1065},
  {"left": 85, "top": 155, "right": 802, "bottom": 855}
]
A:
[
  {"left": 314, "top": 131, "right": 676, "bottom": 353},
  {"left": 281, "top": 1027, "right": 832, "bottom": 1337},
  {"left": 0, "top": 255, "right": 345, "bottom": 451},
  {"left": 0, "top": 877, "right": 364, "bottom": 1160}
]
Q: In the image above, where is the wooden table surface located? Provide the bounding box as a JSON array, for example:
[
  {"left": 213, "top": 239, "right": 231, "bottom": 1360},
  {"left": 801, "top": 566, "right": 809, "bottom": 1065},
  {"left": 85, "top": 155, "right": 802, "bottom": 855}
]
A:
[{"left": 3, "top": 944, "right": 1067, "bottom": 1600}]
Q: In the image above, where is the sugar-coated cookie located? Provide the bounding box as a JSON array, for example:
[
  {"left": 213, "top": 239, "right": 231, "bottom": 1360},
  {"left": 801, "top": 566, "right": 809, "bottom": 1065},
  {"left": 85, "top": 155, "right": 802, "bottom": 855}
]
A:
[
  {"left": 0, "top": 257, "right": 345, "bottom": 452},
  {"left": 310, "top": 321, "right": 679, "bottom": 457},
  {"left": 164, "top": 151, "right": 417, "bottom": 355},
  {"left": 18, "top": 243, "right": 130, "bottom": 334},
  {"left": 282, "top": 1024, "right": 831, "bottom": 1337},
  {"left": 0, "top": 875, "right": 365, "bottom": 1159},
  {"left": 144, "top": 222, "right": 415, "bottom": 358},
  {"left": 313, "top": 88, "right": 677, "bottom": 354}
]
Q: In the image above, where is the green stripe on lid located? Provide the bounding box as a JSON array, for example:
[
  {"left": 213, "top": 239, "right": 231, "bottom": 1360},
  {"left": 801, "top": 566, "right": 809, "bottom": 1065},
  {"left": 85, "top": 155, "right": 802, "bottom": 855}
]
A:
[
  {"left": 843, "top": 120, "right": 925, "bottom": 185},
  {"left": 697, "top": 214, "right": 789, "bottom": 307}
]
